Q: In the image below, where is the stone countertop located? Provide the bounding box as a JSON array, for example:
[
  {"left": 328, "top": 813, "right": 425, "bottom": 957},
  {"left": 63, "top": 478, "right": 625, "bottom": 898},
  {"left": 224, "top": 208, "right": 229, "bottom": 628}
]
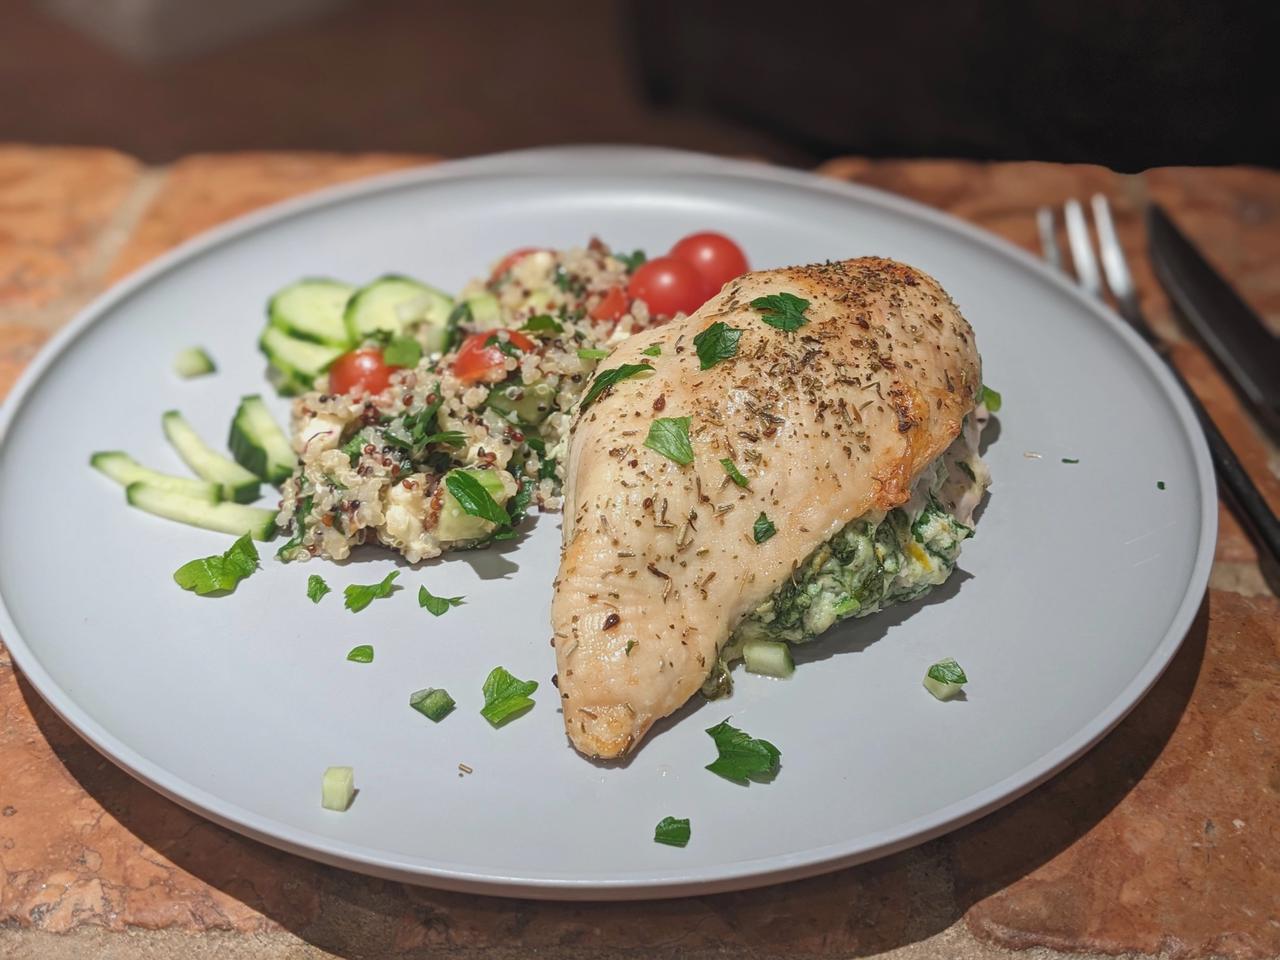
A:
[{"left": 0, "top": 148, "right": 1276, "bottom": 960}]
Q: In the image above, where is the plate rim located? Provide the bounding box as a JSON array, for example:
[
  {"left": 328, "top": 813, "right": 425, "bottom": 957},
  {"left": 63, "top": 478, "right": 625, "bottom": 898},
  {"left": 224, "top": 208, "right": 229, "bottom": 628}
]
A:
[{"left": 0, "top": 145, "right": 1217, "bottom": 899}]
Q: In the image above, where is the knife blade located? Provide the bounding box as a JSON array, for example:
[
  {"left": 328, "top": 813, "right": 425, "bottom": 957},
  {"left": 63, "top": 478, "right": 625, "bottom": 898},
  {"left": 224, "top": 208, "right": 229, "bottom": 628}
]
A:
[{"left": 1146, "top": 203, "right": 1280, "bottom": 439}]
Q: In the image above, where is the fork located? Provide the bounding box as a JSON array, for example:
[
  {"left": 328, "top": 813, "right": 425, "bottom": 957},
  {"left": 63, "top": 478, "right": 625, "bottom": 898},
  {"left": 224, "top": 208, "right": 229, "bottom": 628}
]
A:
[{"left": 1038, "top": 195, "right": 1280, "bottom": 568}]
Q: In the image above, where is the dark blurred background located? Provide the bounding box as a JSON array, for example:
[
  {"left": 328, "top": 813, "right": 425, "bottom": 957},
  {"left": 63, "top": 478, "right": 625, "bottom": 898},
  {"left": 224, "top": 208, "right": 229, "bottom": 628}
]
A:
[{"left": 3, "top": 0, "right": 1275, "bottom": 170}]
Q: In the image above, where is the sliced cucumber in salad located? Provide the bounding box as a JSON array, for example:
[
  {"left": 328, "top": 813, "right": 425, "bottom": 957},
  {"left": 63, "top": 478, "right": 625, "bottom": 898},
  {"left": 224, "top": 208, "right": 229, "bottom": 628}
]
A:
[
  {"left": 436, "top": 468, "right": 517, "bottom": 542},
  {"left": 228, "top": 395, "right": 297, "bottom": 485},
  {"left": 268, "top": 278, "right": 355, "bottom": 347},
  {"left": 91, "top": 451, "right": 222, "bottom": 503},
  {"left": 126, "top": 483, "right": 277, "bottom": 540},
  {"left": 259, "top": 326, "right": 344, "bottom": 394},
  {"left": 173, "top": 346, "right": 216, "bottom": 378},
  {"left": 162, "top": 410, "right": 262, "bottom": 503},
  {"left": 344, "top": 276, "right": 454, "bottom": 353}
]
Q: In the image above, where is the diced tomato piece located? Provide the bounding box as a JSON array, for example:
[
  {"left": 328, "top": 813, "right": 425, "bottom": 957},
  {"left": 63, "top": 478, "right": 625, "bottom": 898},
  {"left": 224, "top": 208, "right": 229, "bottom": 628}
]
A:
[
  {"left": 328, "top": 348, "right": 393, "bottom": 396},
  {"left": 590, "top": 285, "right": 629, "bottom": 323},
  {"left": 451, "top": 330, "right": 537, "bottom": 384}
]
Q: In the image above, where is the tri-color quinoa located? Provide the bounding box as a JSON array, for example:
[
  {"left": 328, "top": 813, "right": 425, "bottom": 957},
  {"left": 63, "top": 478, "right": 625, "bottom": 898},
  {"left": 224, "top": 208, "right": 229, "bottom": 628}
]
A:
[{"left": 275, "top": 239, "right": 658, "bottom": 562}]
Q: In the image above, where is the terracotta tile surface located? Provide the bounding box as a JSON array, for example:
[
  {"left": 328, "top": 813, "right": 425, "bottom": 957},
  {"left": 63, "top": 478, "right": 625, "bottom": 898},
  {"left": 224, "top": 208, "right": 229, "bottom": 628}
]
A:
[{"left": 1, "top": 150, "right": 1278, "bottom": 959}]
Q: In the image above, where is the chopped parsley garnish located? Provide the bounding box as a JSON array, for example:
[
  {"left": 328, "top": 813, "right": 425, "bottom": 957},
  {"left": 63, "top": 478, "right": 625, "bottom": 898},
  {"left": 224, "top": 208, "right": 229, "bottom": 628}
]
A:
[
  {"left": 521, "top": 314, "right": 563, "bottom": 334},
  {"left": 501, "top": 477, "right": 536, "bottom": 532},
  {"left": 644, "top": 416, "right": 694, "bottom": 466},
  {"left": 750, "top": 292, "right": 809, "bottom": 332},
  {"left": 704, "top": 720, "right": 781, "bottom": 784},
  {"left": 980, "top": 385, "right": 1003, "bottom": 412},
  {"left": 719, "top": 458, "right": 749, "bottom": 487},
  {"left": 409, "top": 687, "right": 455, "bottom": 722},
  {"left": 343, "top": 571, "right": 399, "bottom": 612},
  {"left": 1157, "top": 480, "right": 1166, "bottom": 490},
  {"left": 753, "top": 512, "right": 777, "bottom": 543},
  {"left": 926, "top": 657, "right": 967, "bottom": 684},
  {"left": 577, "top": 347, "right": 611, "bottom": 361},
  {"left": 1062, "top": 457, "right": 1079, "bottom": 464},
  {"left": 418, "top": 585, "right": 464, "bottom": 616},
  {"left": 346, "top": 644, "right": 374, "bottom": 663},
  {"left": 616, "top": 249, "right": 647, "bottom": 273},
  {"left": 483, "top": 333, "right": 522, "bottom": 358},
  {"left": 654, "top": 816, "right": 691, "bottom": 847},
  {"left": 383, "top": 335, "right": 422, "bottom": 368},
  {"left": 642, "top": 344, "right": 662, "bottom": 357},
  {"left": 173, "top": 534, "right": 259, "bottom": 596},
  {"left": 444, "top": 471, "right": 509, "bottom": 527},
  {"left": 692, "top": 321, "right": 742, "bottom": 369},
  {"left": 625, "top": 640, "right": 636, "bottom": 655},
  {"left": 306, "top": 574, "right": 331, "bottom": 603},
  {"left": 480, "top": 666, "right": 538, "bottom": 726},
  {"left": 418, "top": 430, "right": 467, "bottom": 448},
  {"left": 276, "top": 495, "right": 313, "bottom": 559},
  {"left": 579, "top": 362, "right": 653, "bottom": 410}
]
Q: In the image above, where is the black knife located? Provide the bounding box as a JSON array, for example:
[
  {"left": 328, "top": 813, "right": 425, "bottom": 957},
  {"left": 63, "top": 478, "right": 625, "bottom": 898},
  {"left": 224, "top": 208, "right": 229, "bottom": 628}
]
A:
[{"left": 1146, "top": 203, "right": 1280, "bottom": 441}]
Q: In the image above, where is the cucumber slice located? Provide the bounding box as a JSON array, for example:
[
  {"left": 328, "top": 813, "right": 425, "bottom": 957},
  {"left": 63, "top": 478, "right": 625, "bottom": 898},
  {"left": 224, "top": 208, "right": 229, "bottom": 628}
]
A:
[
  {"left": 125, "top": 483, "right": 276, "bottom": 539},
  {"left": 259, "top": 326, "right": 344, "bottom": 393},
  {"left": 173, "top": 346, "right": 216, "bottom": 378},
  {"left": 161, "top": 410, "right": 261, "bottom": 503},
  {"left": 465, "top": 292, "right": 502, "bottom": 330},
  {"left": 91, "top": 451, "right": 222, "bottom": 503},
  {"left": 268, "top": 278, "right": 356, "bottom": 347},
  {"left": 435, "top": 468, "right": 516, "bottom": 542},
  {"left": 344, "top": 276, "right": 453, "bottom": 352},
  {"left": 228, "top": 395, "right": 297, "bottom": 485},
  {"left": 321, "top": 766, "right": 355, "bottom": 811},
  {"left": 742, "top": 639, "right": 795, "bottom": 678},
  {"left": 487, "top": 379, "right": 557, "bottom": 425}
]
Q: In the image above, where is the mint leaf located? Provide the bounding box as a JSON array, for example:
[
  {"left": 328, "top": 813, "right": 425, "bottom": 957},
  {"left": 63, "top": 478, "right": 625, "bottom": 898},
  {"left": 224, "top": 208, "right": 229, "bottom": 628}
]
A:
[
  {"left": 346, "top": 644, "right": 374, "bottom": 663},
  {"left": 480, "top": 666, "right": 538, "bottom": 726},
  {"left": 419, "top": 430, "right": 467, "bottom": 448},
  {"left": 980, "top": 385, "right": 1002, "bottom": 412},
  {"left": 444, "top": 471, "right": 509, "bottom": 526},
  {"left": 692, "top": 321, "right": 741, "bottom": 370},
  {"left": 383, "top": 335, "right": 422, "bottom": 368},
  {"left": 580, "top": 362, "right": 653, "bottom": 410},
  {"left": 409, "top": 687, "right": 455, "bottom": 722},
  {"left": 616, "top": 249, "right": 647, "bottom": 273},
  {"left": 926, "top": 657, "right": 967, "bottom": 684},
  {"left": 343, "top": 571, "right": 399, "bottom": 612},
  {"left": 705, "top": 720, "right": 781, "bottom": 784},
  {"left": 644, "top": 416, "right": 694, "bottom": 466},
  {"left": 306, "top": 574, "right": 331, "bottom": 603},
  {"left": 577, "top": 347, "right": 611, "bottom": 361},
  {"left": 521, "top": 314, "right": 563, "bottom": 334},
  {"left": 719, "top": 458, "right": 749, "bottom": 487},
  {"left": 642, "top": 344, "right": 661, "bottom": 357},
  {"left": 750, "top": 292, "right": 809, "bottom": 332},
  {"left": 654, "top": 816, "right": 691, "bottom": 847},
  {"left": 173, "top": 534, "right": 259, "bottom": 596},
  {"left": 753, "top": 512, "right": 776, "bottom": 543},
  {"left": 418, "top": 585, "right": 464, "bottom": 617}
]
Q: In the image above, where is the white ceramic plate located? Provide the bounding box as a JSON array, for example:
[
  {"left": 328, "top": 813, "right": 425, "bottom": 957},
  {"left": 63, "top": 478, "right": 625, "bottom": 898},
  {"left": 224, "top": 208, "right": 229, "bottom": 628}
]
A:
[{"left": 0, "top": 147, "right": 1215, "bottom": 899}]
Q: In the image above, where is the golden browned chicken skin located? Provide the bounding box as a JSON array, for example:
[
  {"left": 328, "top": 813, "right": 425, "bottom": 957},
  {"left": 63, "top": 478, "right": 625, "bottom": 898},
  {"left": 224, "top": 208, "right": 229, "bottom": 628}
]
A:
[{"left": 552, "top": 257, "right": 981, "bottom": 758}]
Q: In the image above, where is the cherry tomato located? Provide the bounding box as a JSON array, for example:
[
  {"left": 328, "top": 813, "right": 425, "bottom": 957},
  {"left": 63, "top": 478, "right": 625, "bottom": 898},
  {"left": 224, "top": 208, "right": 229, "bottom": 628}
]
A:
[
  {"left": 669, "top": 231, "right": 749, "bottom": 295},
  {"left": 627, "top": 256, "right": 707, "bottom": 319},
  {"left": 489, "top": 247, "right": 544, "bottom": 284},
  {"left": 451, "top": 330, "right": 537, "bottom": 384},
  {"left": 328, "top": 347, "right": 393, "bottom": 396},
  {"left": 590, "top": 285, "right": 629, "bottom": 323}
]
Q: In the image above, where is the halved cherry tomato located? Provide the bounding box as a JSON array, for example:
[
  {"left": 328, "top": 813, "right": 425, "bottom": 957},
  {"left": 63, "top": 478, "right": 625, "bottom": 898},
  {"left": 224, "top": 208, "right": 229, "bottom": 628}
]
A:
[
  {"left": 328, "top": 347, "right": 393, "bottom": 396},
  {"left": 669, "top": 231, "right": 749, "bottom": 296},
  {"left": 627, "top": 256, "right": 706, "bottom": 319},
  {"left": 489, "top": 247, "right": 544, "bottom": 284},
  {"left": 590, "top": 285, "right": 629, "bottom": 323},
  {"left": 452, "top": 330, "right": 537, "bottom": 384}
]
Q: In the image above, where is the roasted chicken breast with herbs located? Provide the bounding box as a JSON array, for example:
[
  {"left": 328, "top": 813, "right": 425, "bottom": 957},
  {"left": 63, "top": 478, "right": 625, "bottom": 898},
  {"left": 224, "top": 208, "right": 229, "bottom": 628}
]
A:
[{"left": 552, "top": 257, "right": 989, "bottom": 759}]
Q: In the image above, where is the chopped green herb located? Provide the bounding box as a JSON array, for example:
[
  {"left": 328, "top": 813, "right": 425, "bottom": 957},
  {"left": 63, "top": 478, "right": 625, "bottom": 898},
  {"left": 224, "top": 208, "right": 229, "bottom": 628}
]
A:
[
  {"left": 625, "top": 640, "right": 636, "bottom": 655},
  {"left": 276, "top": 495, "right": 313, "bottom": 559},
  {"left": 480, "top": 666, "right": 538, "bottom": 726},
  {"left": 750, "top": 292, "right": 809, "bottom": 332},
  {"left": 579, "top": 362, "right": 653, "bottom": 410},
  {"left": 418, "top": 430, "right": 467, "bottom": 448},
  {"left": 504, "top": 477, "right": 536, "bottom": 530},
  {"left": 1157, "top": 480, "right": 1166, "bottom": 490},
  {"left": 521, "top": 314, "right": 564, "bottom": 334},
  {"left": 306, "top": 574, "right": 331, "bottom": 603},
  {"left": 1062, "top": 457, "right": 1079, "bottom": 464},
  {"left": 577, "top": 347, "right": 611, "bottom": 361},
  {"left": 719, "top": 458, "right": 749, "bottom": 487},
  {"left": 923, "top": 657, "right": 967, "bottom": 700},
  {"left": 343, "top": 571, "right": 399, "bottom": 612},
  {"left": 980, "top": 385, "right": 1003, "bottom": 412},
  {"left": 616, "top": 249, "right": 647, "bottom": 273},
  {"left": 654, "top": 816, "right": 691, "bottom": 847},
  {"left": 704, "top": 720, "right": 781, "bottom": 784},
  {"left": 173, "top": 534, "right": 259, "bottom": 596},
  {"left": 692, "top": 321, "right": 742, "bottom": 370},
  {"left": 642, "top": 344, "right": 662, "bottom": 357},
  {"left": 409, "top": 687, "right": 455, "bottom": 722},
  {"left": 753, "top": 512, "right": 777, "bottom": 543},
  {"left": 418, "top": 585, "right": 464, "bottom": 617},
  {"left": 483, "top": 333, "right": 522, "bottom": 358},
  {"left": 444, "top": 471, "right": 509, "bottom": 527},
  {"left": 383, "top": 335, "right": 422, "bottom": 368},
  {"left": 644, "top": 416, "right": 694, "bottom": 466},
  {"left": 346, "top": 644, "right": 374, "bottom": 663}
]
